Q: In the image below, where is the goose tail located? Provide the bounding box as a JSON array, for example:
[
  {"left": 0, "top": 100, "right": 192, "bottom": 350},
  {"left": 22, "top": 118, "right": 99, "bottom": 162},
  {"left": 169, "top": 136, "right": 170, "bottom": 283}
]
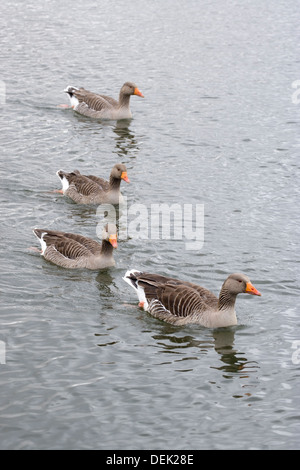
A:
[
  {"left": 56, "top": 170, "right": 70, "bottom": 192},
  {"left": 32, "top": 229, "right": 48, "bottom": 254},
  {"left": 64, "top": 85, "right": 80, "bottom": 108},
  {"left": 64, "top": 85, "right": 79, "bottom": 96},
  {"left": 123, "top": 269, "right": 148, "bottom": 310}
]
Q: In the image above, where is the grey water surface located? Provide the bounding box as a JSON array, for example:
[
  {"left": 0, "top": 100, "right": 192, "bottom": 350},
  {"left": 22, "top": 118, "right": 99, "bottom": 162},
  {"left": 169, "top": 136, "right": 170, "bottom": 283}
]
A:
[{"left": 0, "top": 0, "right": 300, "bottom": 450}]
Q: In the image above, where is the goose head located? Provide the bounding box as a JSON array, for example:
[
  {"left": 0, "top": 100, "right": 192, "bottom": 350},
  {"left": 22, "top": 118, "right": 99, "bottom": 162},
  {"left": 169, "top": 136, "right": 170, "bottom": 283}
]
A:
[
  {"left": 120, "top": 82, "right": 144, "bottom": 98},
  {"left": 223, "top": 273, "right": 261, "bottom": 296},
  {"left": 102, "top": 223, "right": 118, "bottom": 248},
  {"left": 110, "top": 163, "right": 130, "bottom": 183}
]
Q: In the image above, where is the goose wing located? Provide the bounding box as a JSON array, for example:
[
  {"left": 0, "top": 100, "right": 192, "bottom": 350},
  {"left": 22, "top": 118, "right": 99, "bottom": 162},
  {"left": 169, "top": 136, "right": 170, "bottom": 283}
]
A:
[
  {"left": 73, "top": 88, "right": 118, "bottom": 111},
  {"left": 85, "top": 174, "right": 110, "bottom": 191},
  {"left": 57, "top": 231, "right": 102, "bottom": 255},
  {"left": 34, "top": 229, "right": 101, "bottom": 258},
  {"left": 70, "top": 174, "right": 104, "bottom": 197},
  {"left": 134, "top": 273, "right": 218, "bottom": 317},
  {"left": 57, "top": 170, "right": 106, "bottom": 200}
]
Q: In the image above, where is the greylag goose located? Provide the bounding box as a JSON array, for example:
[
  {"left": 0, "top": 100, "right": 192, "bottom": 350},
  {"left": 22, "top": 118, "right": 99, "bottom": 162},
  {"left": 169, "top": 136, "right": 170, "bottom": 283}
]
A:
[
  {"left": 64, "top": 81, "right": 144, "bottom": 120},
  {"left": 123, "top": 271, "right": 261, "bottom": 328},
  {"left": 33, "top": 223, "right": 117, "bottom": 270},
  {"left": 56, "top": 163, "right": 129, "bottom": 205}
]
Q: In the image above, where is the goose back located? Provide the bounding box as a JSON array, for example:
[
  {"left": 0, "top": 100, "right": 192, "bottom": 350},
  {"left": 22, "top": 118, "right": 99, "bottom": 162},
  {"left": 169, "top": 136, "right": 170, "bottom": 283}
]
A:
[
  {"left": 124, "top": 271, "right": 220, "bottom": 326},
  {"left": 74, "top": 88, "right": 118, "bottom": 111}
]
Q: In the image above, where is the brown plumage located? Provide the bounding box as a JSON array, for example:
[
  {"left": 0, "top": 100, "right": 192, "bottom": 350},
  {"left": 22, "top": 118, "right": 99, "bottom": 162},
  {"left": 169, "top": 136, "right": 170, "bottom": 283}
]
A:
[
  {"left": 33, "top": 224, "right": 117, "bottom": 270},
  {"left": 64, "top": 82, "right": 144, "bottom": 120},
  {"left": 123, "top": 271, "right": 261, "bottom": 328},
  {"left": 56, "top": 163, "right": 130, "bottom": 204}
]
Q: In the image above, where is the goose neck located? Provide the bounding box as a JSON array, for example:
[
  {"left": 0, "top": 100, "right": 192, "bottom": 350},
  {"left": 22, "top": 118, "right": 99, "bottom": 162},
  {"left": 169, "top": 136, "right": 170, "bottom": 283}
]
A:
[
  {"left": 218, "top": 286, "right": 237, "bottom": 311},
  {"left": 109, "top": 175, "right": 122, "bottom": 190},
  {"left": 118, "top": 91, "right": 131, "bottom": 108},
  {"left": 101, "top": 239, "right": 114, "bottom": 256}
]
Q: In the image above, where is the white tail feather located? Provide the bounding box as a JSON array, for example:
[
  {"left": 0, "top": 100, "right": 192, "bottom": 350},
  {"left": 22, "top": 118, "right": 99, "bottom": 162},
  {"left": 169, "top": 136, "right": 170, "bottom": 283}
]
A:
[
  {"left": 33, "top": 229, "right": 48, "bottom": 255},
  {"left": 64, "top": 86, "right": 79, "bottom": 108},
  {"left": 56, "top": 171, "right": 69, "bottom": 192},
  {"left": 123, "top": 269, "right": 142, "bottom": 288},
  {"left": 123, "top": 269, "right": 148, "bottom": 310}
]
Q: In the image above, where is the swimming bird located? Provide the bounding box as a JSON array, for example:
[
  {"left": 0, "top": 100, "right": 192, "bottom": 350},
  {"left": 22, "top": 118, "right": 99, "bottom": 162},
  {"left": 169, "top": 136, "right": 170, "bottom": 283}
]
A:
[
  {"left": 64, "top": 81, "right": 144, "bottom": 120},
  {"left": 56, "top": 164, "right": 130, "bottom": 204},
  {"left": 123, "top": 271, "right": 261, "bottom": 328},
  {"left": 33, "top": 223, "right": 117, "bottom": 270}
]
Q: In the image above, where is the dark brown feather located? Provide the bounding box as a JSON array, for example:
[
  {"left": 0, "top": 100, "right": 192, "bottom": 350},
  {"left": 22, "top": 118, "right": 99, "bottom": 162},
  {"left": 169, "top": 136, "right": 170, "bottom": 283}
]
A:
[
  {"left": 73, "top": 88, "right": 118, "bottom": 111},
  {"left": 34, "top": 229, "right": 102, "bottom": 257},
  {"left": 85, "top": 174, "right": 110, "bottom": 191}
]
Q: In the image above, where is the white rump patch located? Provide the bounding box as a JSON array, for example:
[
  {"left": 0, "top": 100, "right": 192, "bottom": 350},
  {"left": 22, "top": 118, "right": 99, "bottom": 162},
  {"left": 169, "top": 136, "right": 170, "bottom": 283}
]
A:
[
  {"left": 56, "top": 171, "right": 70, "bottom": 192},
  {"left": 136, "top": 284, "right": 149, "bottom": 311},
  {"left": 39, "top": 232, "right": 48, "bottom": 255},
  {"left": 64, "top": 86, "right": 80, "bottom": 108},
  {"left": 69, "top": 95, "right": 79, "bottom": 109},
  {"left": 123, "top": 269, "right": 149, "bottom": 310}
]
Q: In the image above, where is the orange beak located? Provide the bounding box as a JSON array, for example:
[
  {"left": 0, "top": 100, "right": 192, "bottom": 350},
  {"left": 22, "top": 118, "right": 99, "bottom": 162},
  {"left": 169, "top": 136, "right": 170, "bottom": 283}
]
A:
[
  {"left": 134, "top": 87, "right": 144, "bottom": 98},
  {"left": 245, "top": 282, "right": 261, "bottom": 296},
  {"left": 109, "top": 234, "right": 118, "bottom": 248},
  {"left": 121, "top": 171, "right": 130, "bottom": 183}
]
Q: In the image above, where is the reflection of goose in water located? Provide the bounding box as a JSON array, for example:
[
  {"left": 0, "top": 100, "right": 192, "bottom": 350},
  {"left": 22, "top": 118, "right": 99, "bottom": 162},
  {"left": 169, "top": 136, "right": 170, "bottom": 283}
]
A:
[
  {"left": 212, "top": 329, "right": 259, "bottom": 378},
  {"left": 151, "top": 322, "right": 212, "bottom": 353},
  {"left": 151, "top": 326, "right": 259, "bottom": 390},
  {"left": 113, "top": 121, "right": 140, "bottom": 159},
  {"left": 95, "top": 269, "right": 115, "bottom": 291}
]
